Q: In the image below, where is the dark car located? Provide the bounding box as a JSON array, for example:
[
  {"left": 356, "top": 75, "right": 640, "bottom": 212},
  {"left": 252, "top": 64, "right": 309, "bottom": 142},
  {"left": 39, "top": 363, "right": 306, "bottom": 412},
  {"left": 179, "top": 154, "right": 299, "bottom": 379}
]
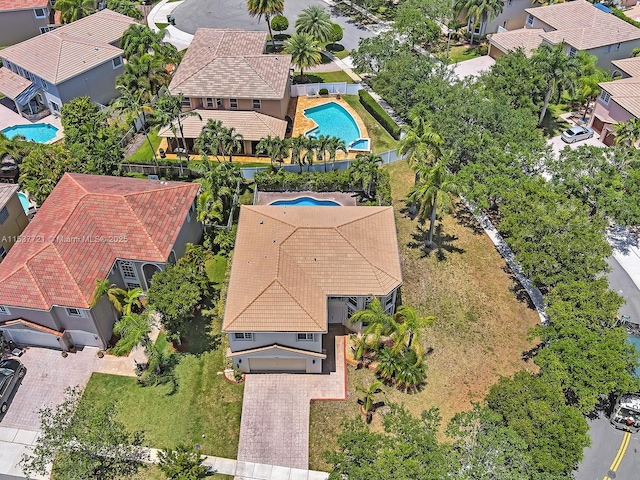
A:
[{"left": 0, "top": 358, "right": 25, "bottom": 414}]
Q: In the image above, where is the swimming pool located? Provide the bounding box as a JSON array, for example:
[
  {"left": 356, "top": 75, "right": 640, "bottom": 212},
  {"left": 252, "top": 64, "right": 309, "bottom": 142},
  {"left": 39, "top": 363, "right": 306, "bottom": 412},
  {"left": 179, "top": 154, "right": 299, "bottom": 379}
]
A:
[
  {"left": 270, "top": 197, "right": 340, "bottom": 206},
  {"left": 628, "top": 334, "right": 640, "bottom": 376},
  {"left": 304, "top": 102, "right": 361, "bottom": 146},
  {"left": 17, "top": 192, "right": 29, "bottom": 212},
  {"left": 2, "top": 123, "right": 58, "bottom": 143}
]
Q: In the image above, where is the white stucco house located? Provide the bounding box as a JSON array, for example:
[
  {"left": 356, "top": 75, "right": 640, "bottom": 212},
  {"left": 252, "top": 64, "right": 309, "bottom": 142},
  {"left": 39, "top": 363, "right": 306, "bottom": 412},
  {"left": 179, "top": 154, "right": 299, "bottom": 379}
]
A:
[{"left": 223, "top": 205, "right": 403, "bottom": 373}]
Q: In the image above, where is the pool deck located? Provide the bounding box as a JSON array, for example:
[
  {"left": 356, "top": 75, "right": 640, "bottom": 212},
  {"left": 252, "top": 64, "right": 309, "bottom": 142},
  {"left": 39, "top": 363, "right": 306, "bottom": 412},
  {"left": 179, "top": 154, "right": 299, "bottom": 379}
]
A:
[{"left": 254, "top": 191, "right": 358, "bottom": 206}]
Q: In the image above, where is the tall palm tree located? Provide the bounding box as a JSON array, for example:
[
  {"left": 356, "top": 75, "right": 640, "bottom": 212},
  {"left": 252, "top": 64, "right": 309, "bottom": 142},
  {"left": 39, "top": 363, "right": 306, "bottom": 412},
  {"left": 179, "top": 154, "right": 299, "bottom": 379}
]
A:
[
  {"left": 454, "top": 0, "right": 504, "bottom": 45},
  {"left": 397, "top": 114, "right": 444, "bottom": 171},
  {"left": 220, "top": 127, "right": 244, "bottom": 162},
  {"left": 391, "top": 305, "right": 435, "bottom": 363},
  {"left": 350, "top": 153, "right": 382, "bottom": 198},
  {"left": 295, "top": 5, "right": 333, "bottom": 44},
  {"left": 314, "top": 134, "right": 332, "bottom": 172},
  {"left": 113, "top": 85, "right": 158, "bottom": 169},
  {"left": 350, "top": 298, "right": 398, "bottom": 348},
  {"left": 303, "top": 137, "right": 317, "bottom": 171},
  {"left": 247, "top": 0, "right": 284, "bottom": 51},
  {"left": 54, "top": 0, "right": 94, "bottom": 24},
  {"left": 532, "top": 42, "right": 582, "bottom": 127},
  {"left": 194, "top": 119, "right": 224, "bottom": 161},
  {"left": 408, "top": 152, "right": 463, "bottom": 247},
  {"left": 256, "top": 136, "right": 288, "bottom": 166},
  {"left": 284, "top": 33, "right": 322, "bottom": 80},
  {"left": 117, "top": 54, "right": 171, "bottom": 102},
  {"left": 120, "top": 25, "right": 164, "bottom": 59},
  {"left": 614, "top": 118, "right": 640, "bottom": 148},
  {"left": 287, "top": 135, "right": 307, "bottom": 171},
  {"left": 326, "top": 136, "right": 347, "bottom": 171},
  {"left": 90, "top": 279, "right": 126, "bottom": 313}
]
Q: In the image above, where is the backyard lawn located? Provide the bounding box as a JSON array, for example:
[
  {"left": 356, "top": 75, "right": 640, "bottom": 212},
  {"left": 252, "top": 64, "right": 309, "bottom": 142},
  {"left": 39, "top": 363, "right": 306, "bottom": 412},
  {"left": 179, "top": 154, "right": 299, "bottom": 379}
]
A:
[
  {"left": 342, "top": 95, "right": 398, "bottom": 153},
  {"left": 294, "top": 70, "right": 355, "bottom": 84},
  {"left": 308, "top": 160, "right": 539, "bottom": 471},
  {"left": 126, "top": 128, "right": 162, "bottom": 163}
]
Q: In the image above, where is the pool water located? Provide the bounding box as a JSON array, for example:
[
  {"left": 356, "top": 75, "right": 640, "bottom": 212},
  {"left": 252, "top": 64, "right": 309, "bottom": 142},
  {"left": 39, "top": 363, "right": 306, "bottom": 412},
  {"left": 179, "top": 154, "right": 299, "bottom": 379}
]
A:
[
  {"left": 628, "top": 334, "right": 640, "bottom": 376},
  {"left": 304, "top": 102, "right": 360, "bottom": 146},
  {"left": 350, "top": 138, "right": 370, "bottom": 150},
  {"left": 270, "top": 197, "right": 340, "bottom": 206},
  {"left": 2, "top": 123, "right": 58, "bottom": 143},
  {"left": 17, "top": 192, "right": 29, "bottom": 212}
]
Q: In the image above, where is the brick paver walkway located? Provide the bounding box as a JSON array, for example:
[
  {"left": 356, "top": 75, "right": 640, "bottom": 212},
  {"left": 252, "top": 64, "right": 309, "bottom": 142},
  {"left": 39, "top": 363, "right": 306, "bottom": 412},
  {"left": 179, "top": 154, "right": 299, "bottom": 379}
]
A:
[{"left": 237, "top": 335, "right": 346, "bottom": 470}]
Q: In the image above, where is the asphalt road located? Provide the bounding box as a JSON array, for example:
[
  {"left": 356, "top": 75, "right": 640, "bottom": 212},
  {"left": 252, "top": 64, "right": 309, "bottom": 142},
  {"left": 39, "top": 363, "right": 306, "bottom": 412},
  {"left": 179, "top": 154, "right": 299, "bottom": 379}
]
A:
[
  {"left": 171, "top": 0, "right": 376, "bottom": 51},
  {"left": 607, "top": 256, "right": 640, "bottom": 322}
]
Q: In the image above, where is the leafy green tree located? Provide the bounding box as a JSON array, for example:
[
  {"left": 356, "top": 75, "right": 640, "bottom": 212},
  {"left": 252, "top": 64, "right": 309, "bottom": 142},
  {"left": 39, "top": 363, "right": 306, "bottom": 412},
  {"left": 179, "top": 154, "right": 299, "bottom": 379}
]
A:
[
  {"left": 60, "top": 96, "right": 102, "bottom": 143},
  {"left": 486, "top": 371, "right": 590, "bottom": 477},
  {"left": 106, "top": 0, "right": 142, "bottom": 20},
  {"left": 392, "top": 305, "right": 434, "bottom": 360},
  {"left": 158, "top": 444, "right": 209, "bottom": 480},
  {"left": 247, "top": 0, "right": 284, "bottom": 50},
  {"left": 329, "top": 23, "right": 343, "bottom": 46},
  {"left": 287, "top": 135, "right": 308, "bottom": 172},
  {"left": 19, "top": 145, "right": 80, "bottom": 205},
  {"left": 120, "top": 24, "right": 164, "bottom": 59},
  {"left": 351, "top": 31, "right": 411, "bottom": 75},
  {"left": 111, "top": 311, "right": 151, "bottom": 356},
  {"left": 454, "top": 0, "right": 504, "bottom": 44},
  {"left": 20, "top": 387, "right": 148, "bottom": 480},
  {"left": 532, "top": 42, "right": 582, "bottom": 126},
  {"left": 572, "top": 53, "right": 608, "bottom": 120},
  {"left": 350, "top": 298, "right": 397, "bottom": 347},
  {"left": 139, "top": 339, "right": 180, "bottom": 393},
  {"left": 394, "top": 2, "right": 441, "bottom": 49},
  {"left": 117, "top": 53, "right": 171, "bottom": 100},
  {"left": 614, "top": 117, "right": 640, "bottom": 148},
  {"left": 296, "top": 5, "right": 333, "bottom": 44},
  {"left": 284, "top": 33, "right": 322, "bottom": 79},
  {"left": 326, "top": 404, "right": 453, "bottom": 479},
  {"left": 54, "top": 0, "right": 94, "bottom": 24},
  {"left": 270, "top": 14, "right": 289, "bottom": 34},
  {"left": 195, "top": 119, "right": 225, "bottom": 161},
  {"left": 153, "top": 95, "right": 202, "bottom": 170}
]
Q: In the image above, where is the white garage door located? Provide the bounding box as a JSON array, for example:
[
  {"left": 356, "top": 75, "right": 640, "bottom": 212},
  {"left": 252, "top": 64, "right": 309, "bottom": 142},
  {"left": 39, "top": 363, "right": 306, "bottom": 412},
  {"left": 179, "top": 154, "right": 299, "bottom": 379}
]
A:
[
  {"left": 68, "top": 330, "right": 102, "bottom": 348},
  {"left": 3, "top": 328, "right": 61, "bottom": 349},
  {"left": 249, "top": 358, "right": 307, "bottom": 372}
]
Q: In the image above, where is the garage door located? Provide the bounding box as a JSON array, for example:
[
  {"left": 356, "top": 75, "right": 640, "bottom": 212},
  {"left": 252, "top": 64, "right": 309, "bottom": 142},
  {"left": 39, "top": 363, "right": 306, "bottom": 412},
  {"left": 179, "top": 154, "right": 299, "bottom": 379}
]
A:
[
  {"left": 68, "top": 330, "right": 102, "bottom": 348},
  {"left": 3, "top": 328, "right": 61, "bottom": 349},
  {"left": 249, "top": 358, "right": 306, "bottom": 372}
]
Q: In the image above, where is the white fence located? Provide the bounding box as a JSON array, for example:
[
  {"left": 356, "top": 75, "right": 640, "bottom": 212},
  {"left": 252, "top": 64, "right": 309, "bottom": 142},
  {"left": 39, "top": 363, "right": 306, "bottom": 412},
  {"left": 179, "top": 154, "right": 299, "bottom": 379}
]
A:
[{"left": 290, "top": 82, "right": 363, "bottom": 97}]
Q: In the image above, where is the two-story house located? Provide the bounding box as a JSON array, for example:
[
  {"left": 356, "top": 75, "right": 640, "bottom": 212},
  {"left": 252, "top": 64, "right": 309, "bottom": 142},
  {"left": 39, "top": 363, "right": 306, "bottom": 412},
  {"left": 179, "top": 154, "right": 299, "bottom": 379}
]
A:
[
  {"left": 0, "top": 0, "right": 56, "bottom": 47},
  {"left": 0, "top": 184, "right": 29, "bottom": 260},
  {"left": 488, "top": 1, "right": 640, "bottom": 69},
  {"left": 458, "top": 0, "right": 532, "bottom": 38},
  {"left": 0, "top": 173, "right": 201, "bottom": 351},
  {"left": 162, "top": 28, "right": 291, "bottom": 156},
  {"left": 223, "top": 205, "right": 402, "bottom": 373},
  {"left": 0, "top": 9, "right": 136, "bottom": 120}
]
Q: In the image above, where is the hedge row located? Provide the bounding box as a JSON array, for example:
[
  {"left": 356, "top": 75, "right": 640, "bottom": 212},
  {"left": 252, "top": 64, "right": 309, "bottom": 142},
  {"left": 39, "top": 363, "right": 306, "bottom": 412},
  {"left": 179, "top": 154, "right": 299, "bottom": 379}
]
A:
[
  {"left": 358, "top": 89, "right": 401, "bottom": 140},
  {"left": 612, "top": 7, "right": 640, "bottom": 29}
]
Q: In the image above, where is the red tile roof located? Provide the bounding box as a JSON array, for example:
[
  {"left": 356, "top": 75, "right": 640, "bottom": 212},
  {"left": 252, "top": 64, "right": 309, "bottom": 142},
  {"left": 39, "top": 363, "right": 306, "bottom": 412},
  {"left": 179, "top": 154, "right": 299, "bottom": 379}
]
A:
[
  {"left": 0, "top": 318, "right": 62, "bottom": 336},
  {"left": 0, "top": 174, "right": 199, "bottom": 310},
  {"left": 0, "top": 0, "right": 48, "bottom": 11}
]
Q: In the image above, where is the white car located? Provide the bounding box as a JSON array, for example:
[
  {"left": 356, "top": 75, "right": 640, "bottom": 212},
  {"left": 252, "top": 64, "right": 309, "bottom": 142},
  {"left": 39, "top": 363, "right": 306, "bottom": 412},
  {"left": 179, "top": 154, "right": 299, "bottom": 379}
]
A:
[{"left": 561, "top": 125, "right": 594, "bottom": 143}]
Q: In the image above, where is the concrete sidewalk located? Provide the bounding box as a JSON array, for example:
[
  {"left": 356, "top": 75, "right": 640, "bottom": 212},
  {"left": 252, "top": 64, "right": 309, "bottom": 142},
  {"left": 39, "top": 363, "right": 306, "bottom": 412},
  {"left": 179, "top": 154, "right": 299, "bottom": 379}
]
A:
[{"left": 0, "top": 428, "right": 47, "bottom": 479}]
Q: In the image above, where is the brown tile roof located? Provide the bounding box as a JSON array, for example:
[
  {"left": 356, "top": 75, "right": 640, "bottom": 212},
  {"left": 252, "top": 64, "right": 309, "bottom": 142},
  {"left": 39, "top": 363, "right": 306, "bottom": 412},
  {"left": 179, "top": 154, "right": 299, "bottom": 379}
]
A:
[
  {"left": 158, "top": 109, "right": 287, "bottom": 141},
  {"left": 0, "top": 0, "right": 48, "bottom": 11},
  {"left": 0, "top": 9, "right": 134, "bottom": 84},
  {"left": 169, "top": 28, "right": 291, "bottom": 100},
  {"left": 0, "top": 318, "right": 62, "bottom": 336},
  {"left": 526, "top": 0, "right": 640, "bottom": 50},
  {"left": 223, "top": 206, "right": 402, "bottom": 333},
  {"left": 0, "top": 67, "right": 33, "bottom": 99},
  {"left": 489, "top": 28, "right": 544, "bottom": 56},
  {"left": 612, "top": 57, "right": 640, "bottom": 78},
  {"left": 599, "top": 77, "right": 640, "bottom": 117},
  {"left": 227, "top": 344, "right": 327, "bottom": 358},
  {"left": 0, "top": 184, "right": 19, "bottom": 209},
  {"left": 0, "top": 173, "right": 199, "bottom": 310}
]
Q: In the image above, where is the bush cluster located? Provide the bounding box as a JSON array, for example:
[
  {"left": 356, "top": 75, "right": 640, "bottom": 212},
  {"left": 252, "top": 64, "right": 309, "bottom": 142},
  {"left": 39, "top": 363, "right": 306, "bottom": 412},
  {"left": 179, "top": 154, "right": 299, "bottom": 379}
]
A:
[{"left": 358, "top": 90, "right": 401, "bottom": 139}]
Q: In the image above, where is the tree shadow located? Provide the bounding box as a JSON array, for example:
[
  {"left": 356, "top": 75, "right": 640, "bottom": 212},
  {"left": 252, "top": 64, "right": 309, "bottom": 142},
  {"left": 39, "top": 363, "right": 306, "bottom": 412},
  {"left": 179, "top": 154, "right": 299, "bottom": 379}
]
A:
[
  {"left": 177, "top": 307, "right": 222, "bottom": 355},
  {"left": 502, "top": 265, "right": 537, "bottom": 311},
  {"left": 408, "top": 223, "right": 464, "bottom": 261},
  {"left": 453, "top": 205, "right": 485, "bottom": 236},
  {"left": 521, "top": 343, "right": 543, "bottom": 362}
]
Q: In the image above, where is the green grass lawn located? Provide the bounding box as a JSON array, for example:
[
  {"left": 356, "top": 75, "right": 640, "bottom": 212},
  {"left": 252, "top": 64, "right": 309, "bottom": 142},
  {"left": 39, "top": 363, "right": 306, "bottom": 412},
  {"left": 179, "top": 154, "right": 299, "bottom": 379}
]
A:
[
  {"left": 342, "top": 95, "right": 398, "bottom": 153},
  {"left": 441, "top": 44, "right": 483, "bottom": 63},
  {"left": 326, "top": 44, "right": 350, "bottom": 60},
  {"left": 133, "top": 465, "right": 233, "bottom": 479},
  {"left": 540, "top": 103, "right": 572, "bottom": 138},
  {"left": 127, "top": 129, "right": 162, "bottom": 162},
  {"left": 294, "top": 70, "right": 355, "bottom": 84}
]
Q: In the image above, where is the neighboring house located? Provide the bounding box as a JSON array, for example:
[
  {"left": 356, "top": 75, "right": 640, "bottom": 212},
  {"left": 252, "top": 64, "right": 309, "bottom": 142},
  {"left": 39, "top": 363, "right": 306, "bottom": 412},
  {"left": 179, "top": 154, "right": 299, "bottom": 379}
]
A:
[
  {"left": 488, "top": 0, "right": 640, "bottom": 69},
  {"left": 0, "top": 9, "right": 136, "bottom": 120},
  {"left": 164, "top": 28, "right": 292, "bottom": 155},
  {"left": 590, "top": 57, "right": 640, "bottom": 145},
  {"left": 0, "top": 0, "right": 56, "bottom": 47},
  {"left": 0, "top": 173, "right": 201, "bottom": 351},
  {"left": 0, "top": 184, "right": 29, "bottom": 260},
  {"left": 223, "top": 205, "right": 402, "bottom": 373},
  {"left": 458, "top": 0, "right": 532, "bottom": 38}
]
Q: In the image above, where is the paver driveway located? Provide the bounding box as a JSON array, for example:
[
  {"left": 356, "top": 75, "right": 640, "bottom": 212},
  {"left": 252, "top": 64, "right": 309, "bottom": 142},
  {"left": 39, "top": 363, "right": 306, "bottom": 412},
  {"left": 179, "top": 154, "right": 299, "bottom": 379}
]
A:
[{"left": 237, "top": 334, "right": 346, "bottom": 470}]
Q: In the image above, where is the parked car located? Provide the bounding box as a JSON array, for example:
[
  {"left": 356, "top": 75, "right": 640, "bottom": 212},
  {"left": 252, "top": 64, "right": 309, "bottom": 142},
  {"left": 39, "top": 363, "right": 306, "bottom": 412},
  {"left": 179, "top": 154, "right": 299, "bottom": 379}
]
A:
[
  {"left": 0, "top": 358, "right": 25, "bottom": 413},
  {"left": 561, "top": 125, "right": 594, "bottom": 143}
]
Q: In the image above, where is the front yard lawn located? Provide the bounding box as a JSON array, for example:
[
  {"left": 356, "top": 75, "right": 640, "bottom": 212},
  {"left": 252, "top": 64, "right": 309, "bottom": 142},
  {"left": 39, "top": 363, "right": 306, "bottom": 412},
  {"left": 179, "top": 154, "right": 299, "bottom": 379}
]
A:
[
  {"left": 342, "top": 95, "right": 398, "bottom": 153},
  {"left": 309, "top": 159, "right": 539, "bottom": 471},
  {"left": 540, "top": 103, "right": 572, "bottom": 138},
  {"left": 441, "top": 44, "right": 483, "bottom": 63}
]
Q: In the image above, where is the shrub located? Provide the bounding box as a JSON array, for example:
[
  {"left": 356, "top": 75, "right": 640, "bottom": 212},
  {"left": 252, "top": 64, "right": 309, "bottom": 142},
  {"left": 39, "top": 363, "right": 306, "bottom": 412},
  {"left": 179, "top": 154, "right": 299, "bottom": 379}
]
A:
[
  {"left": 319, "top": 88, "right": 329, "bottom": 95},
  {"left": 329, "top": 23, "right": 343, "bottom": 44},
  {"left": 271, "top": 15, "right": 289, "bottom": 33},
  {"left": 358, "top": 90, "right": 401, "bottom": 139},
  {"left": 612, "top": 7, "right": 640, "bottom": 29}
]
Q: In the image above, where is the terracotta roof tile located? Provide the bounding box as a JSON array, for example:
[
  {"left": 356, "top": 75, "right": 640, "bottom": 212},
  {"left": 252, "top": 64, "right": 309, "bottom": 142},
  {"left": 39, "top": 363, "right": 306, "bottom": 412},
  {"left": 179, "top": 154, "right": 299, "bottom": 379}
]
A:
[
  {"left": 489, "top": 29, "right": 544, "bottom": 56},
  {"left": 0, "top": 0, "right": 48, "bottom": 11},
  {"left": 0, "top": 68, "right": 33, "bottom": 99},
  {"left": 612, "top": 57, "right": 640, "bottom": 78},
  {"left": 0, "top": 173, "right": 199, "bottom": 310},
  {"left": 0, "top": 184, "right": 18, "bottom": 208},
  {"left": 0, "top": 318, "right": 62, "bottom": 336}
]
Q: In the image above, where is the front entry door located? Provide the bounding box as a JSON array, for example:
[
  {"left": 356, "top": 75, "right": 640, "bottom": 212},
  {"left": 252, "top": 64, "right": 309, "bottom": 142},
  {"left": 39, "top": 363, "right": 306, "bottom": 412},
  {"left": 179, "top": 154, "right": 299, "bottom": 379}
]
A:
[{"left": 328, "top": 300, "right": 345, "bottom": 324}]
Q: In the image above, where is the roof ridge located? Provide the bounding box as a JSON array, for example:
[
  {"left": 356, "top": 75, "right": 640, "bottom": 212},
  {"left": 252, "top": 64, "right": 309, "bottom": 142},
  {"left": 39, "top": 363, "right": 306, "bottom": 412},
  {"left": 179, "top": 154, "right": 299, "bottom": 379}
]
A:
[
  {"left": 47, "top": 243, "right": 92, "bottom": 307},
  {"left": 53, "top": 33, "right": 63, "bottom": 83},
  {"left": 252, "top": 111, "right": 278, "bottom": 135},
  {"left": 1, "top": 262, "right": 48, "bottom": 308},
  {"left": 276, "top": 275, "right": 325, "bottom": 330},
  {"left": 226, "top": 278, "right": 280, "bottom": 329},
  {"left": 242, "top": 56, "right": 280, "bottom": 96},
  {"left": 122, "top": 196, "right": 165, "bottom": 259}
]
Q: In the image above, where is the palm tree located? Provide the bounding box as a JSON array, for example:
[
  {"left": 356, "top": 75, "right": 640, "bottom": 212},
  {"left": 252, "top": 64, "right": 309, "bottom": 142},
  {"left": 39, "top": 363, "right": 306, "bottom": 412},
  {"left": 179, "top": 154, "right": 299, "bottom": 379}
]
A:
[
  {"left": 287, "top": 135, "right": 307, "bottom": 172},
  {"left": 408, "top": 152, "right": 463, "bottom": 247},
  {"left": 391, "top": 306, "right": 435, "bottom": 363},
  {"left": 326, "top": 136, "right": 347, "bottom": 171},
  {"left": 614, "top": 118, "right": 640, "bottom": 148},
  {"left": 194, "top": 119, "right": 224, "bottom": 161},
  {"left": 111, "top": 312, "right": 151, "bottom": 356},
  {"left": 397, "top": 114, "right": 443, "bottom": 171},
  {"left": 532, "top": 42, "right": 582, "bottom": 127},
  {"left": 121, "top": 288, "right": 143, "bottom": 316},
  {"left": 357, "top": 380, "right": 383, "bottom": 421},
  {"left": 247, "top": 0, "right": 284, "bottom": 51},
  {"left": 54, "top": 0, "right": 94, "bottom": 24},
  {"left": 303, "top": 137, "right": 317, "bottom": 171},
  {"left": 117, "top": 54, "right": 171, "bottom": 102},
  {"left": 120, "top": 24, "right": 164, "bottom": 59},
  {"left": 220, "top": 127, "right": 244, "bottom": 162},
  {"left": 284, "top": 33, "right": 322, "bottom": 80},
  {"left": 295, "top": 6, "right": 333, "bottom": 44},
  {"left": 90, "top": 279, "right": 126, "bottom": 313},
  {"left": 454, "top": 0, "right": 504, "bottom": 45},
  {"left": 350, "top": 153, "right": 382, "bottom": 198},
  {"left": 106, "top": 0, "right": 143, "bottom": 20},
  {"left": 314, "top": 134, "right": 332, "bottom": 172},
  {"left": 350, "top": 298, "right": 398, "bottom": 348},
  {"left": 256, "top": 136, "right": 288, "bottom": 166}
]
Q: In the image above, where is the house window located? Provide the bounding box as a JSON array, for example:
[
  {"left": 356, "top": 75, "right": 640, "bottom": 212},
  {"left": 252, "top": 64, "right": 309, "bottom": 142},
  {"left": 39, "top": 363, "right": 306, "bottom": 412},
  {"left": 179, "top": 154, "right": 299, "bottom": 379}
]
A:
[
  {"left": 600, "top": 90, "right": 611, "bottom": 105},
  {"left": 34, "top": 8, "right": 46, "bottom": 18},
  {"left": 252, "top": 99, "right": 261, "bottom": 110},
  {"left": 119, "top": 260, "right": 141, "bottom": 289},
  {"left": 234, "top": 332, "right": 253, "bottom": 341},
  {"left": 216, "top": 98, "right": 223, "bottom": 108},
  {"left": 568, "top": 46, "right": 577, "bottom": 57},
  {"left": 205, "top": 97, "right": 214, "bottom": 108},
  {"left": 230, "top": 98, "right": 238, "bottom": 110},
  {"left": 297, "top": 333, "right": 314, "bottom": 341},
  {"left": 616, "top": 43, "right": 621, "bottom": 51},
  {"left": 605, "top": 45, "right": 612, "bottom": 54},
  {"left": 66, "top": 307, "right": 85, "bottom": 317},
  {"left": 112, "top": 56, "right": 122, "bottom": 68},
  {"left": 0, "top": 207, "right": 8, "bottom": 225},
  {"left": 526, "top": 14, "right": 534, "bottom": 27},
  {"left": 181, "top": 96, "right": 191, "bottom": 108},
  {"left": 50, "top": 101, "right": 60, "bottom": 112},
  {"left": 4, "top": 61, "right": 11, "bottom": 70},
  {"left": 0, "top": 247, "right": 6, "bottom": 260},
  {"left": 42, "top": 80, "right": 49, "bottom": 91},
  {"left": 0, "top": 306, "right": 10, "bottom": 315},
  {"left": 39, "top": 26, "right": 53, "bottom": 34}
]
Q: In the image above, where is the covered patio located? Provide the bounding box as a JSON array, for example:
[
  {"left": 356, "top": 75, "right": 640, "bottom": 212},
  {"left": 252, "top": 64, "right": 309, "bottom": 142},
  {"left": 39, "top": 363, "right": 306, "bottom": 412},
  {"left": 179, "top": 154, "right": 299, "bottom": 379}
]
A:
[{"left": 0, "top": 69, "right": 49, "bottom": 122}]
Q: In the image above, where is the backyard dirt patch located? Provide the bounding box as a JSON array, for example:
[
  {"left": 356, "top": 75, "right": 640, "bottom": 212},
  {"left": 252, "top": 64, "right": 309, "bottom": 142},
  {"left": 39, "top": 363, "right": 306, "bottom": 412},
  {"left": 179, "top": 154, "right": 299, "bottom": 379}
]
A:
[{"left": 309, "top": 160, "right": 539, "bottom": 471}]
